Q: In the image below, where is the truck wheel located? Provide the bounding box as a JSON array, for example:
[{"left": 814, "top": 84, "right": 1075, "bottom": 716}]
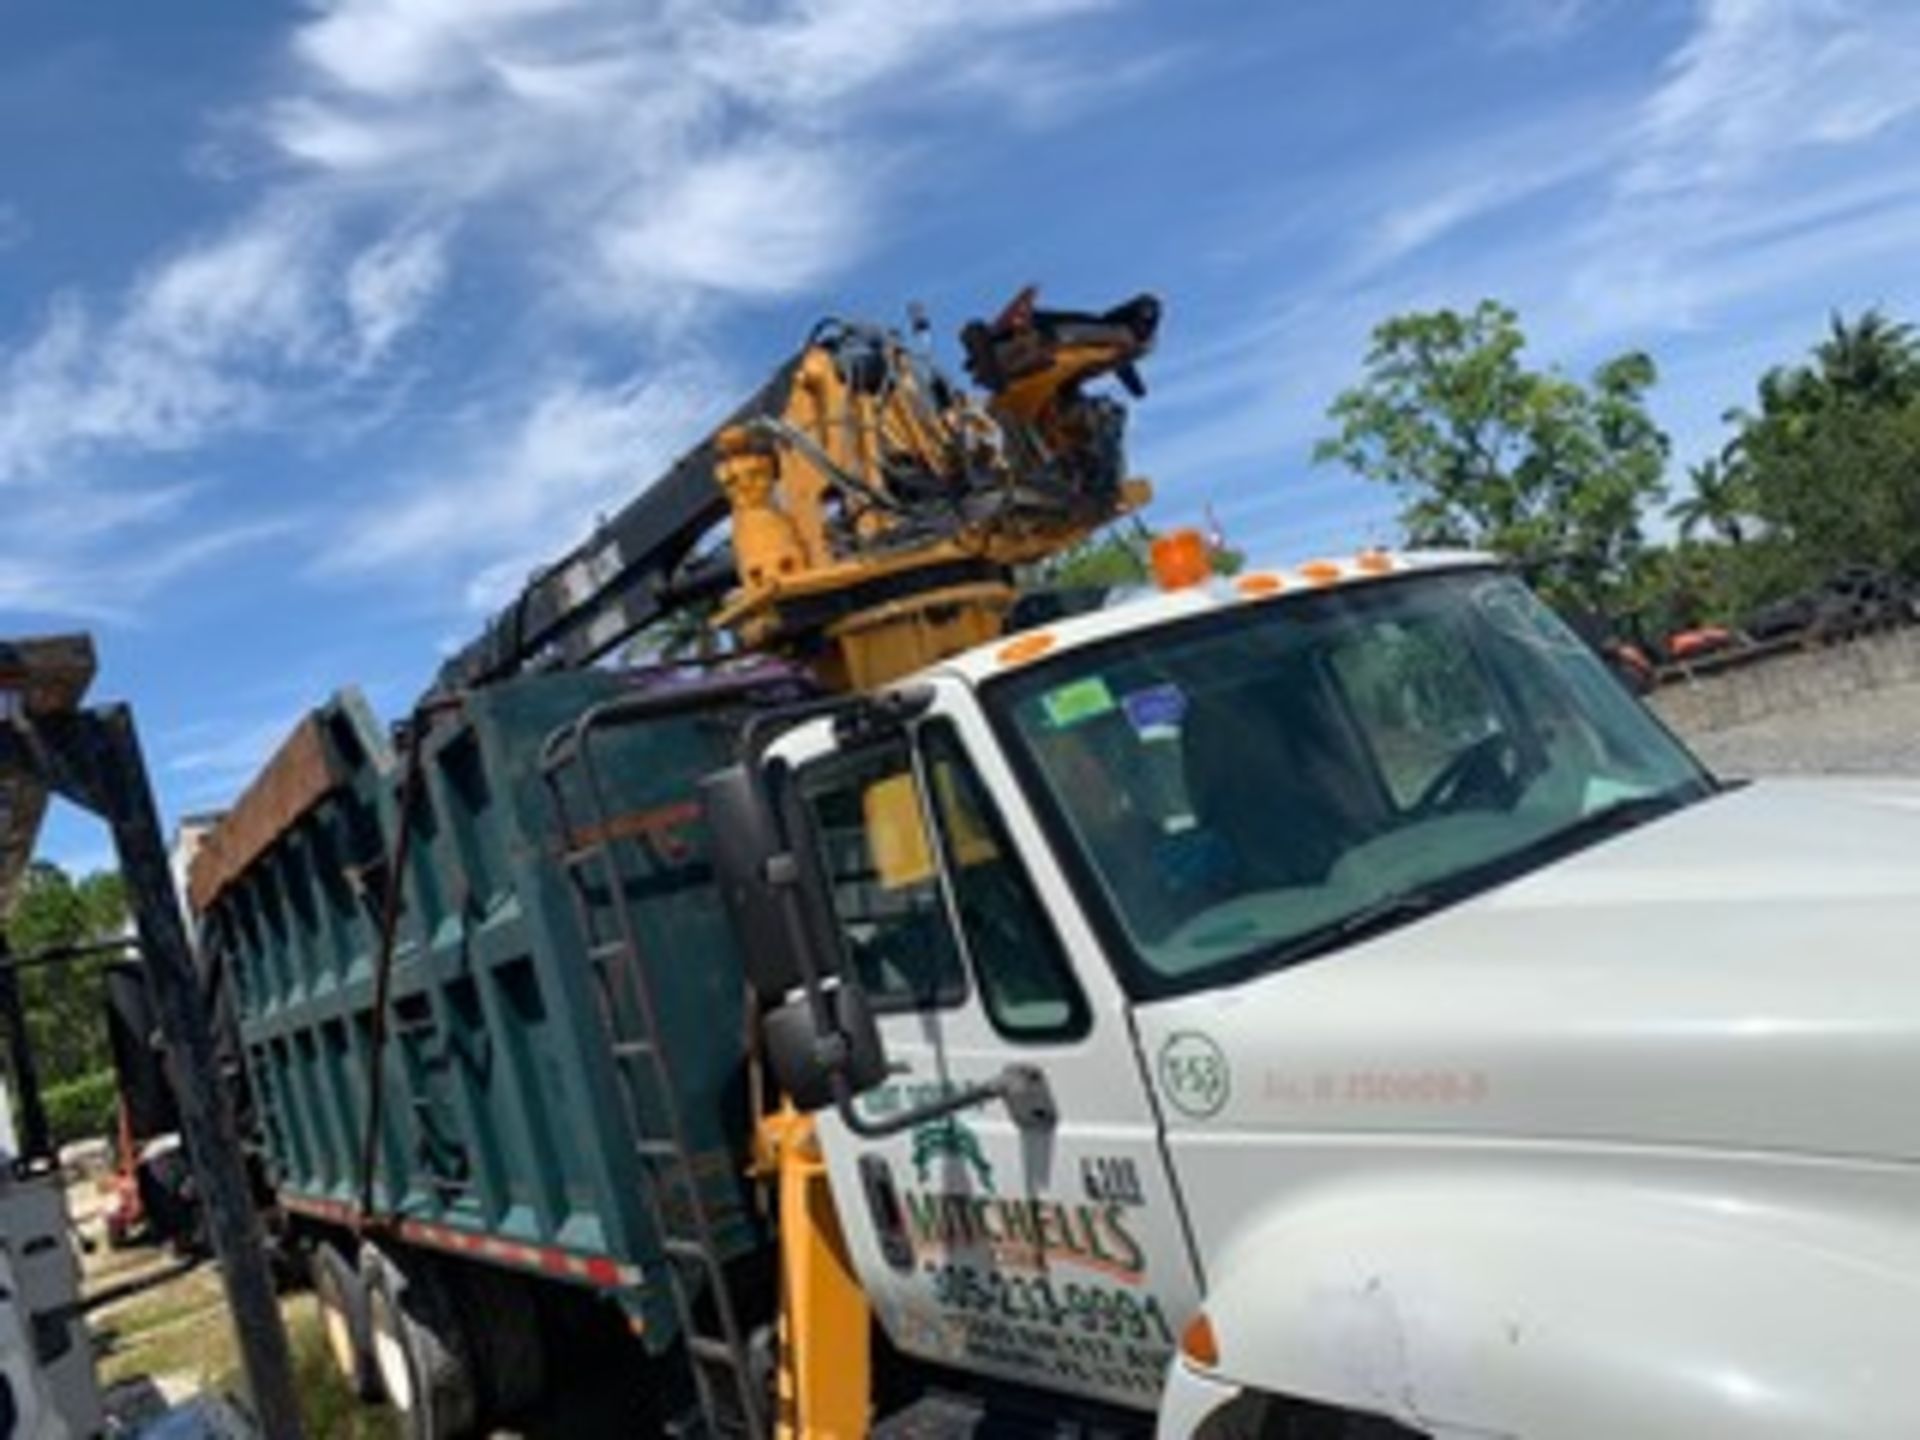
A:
[
  {"left": 310, "top": 1241, "right": 380, "bottom": 1401},
  {"left": 362, "top": 1243, "right": 481, "bottom": 1439},
  {"left": 450, "top": 1262, "right": 548, "bottom": 1418},
  {"left": 1200, "top": 1392, "right": 1424, "bottom": 1438}
]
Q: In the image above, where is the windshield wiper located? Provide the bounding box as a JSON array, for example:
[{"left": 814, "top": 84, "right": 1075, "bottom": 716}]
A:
[
  {"left": 1545, "top": 787, "right": 1698, "bottom": 849},
  {"left": 1332, "top": 888, "right": 1450, "bottom": 943},
  {"left": 1263, "top": 886, "right": 1456, "bottom": 968}
]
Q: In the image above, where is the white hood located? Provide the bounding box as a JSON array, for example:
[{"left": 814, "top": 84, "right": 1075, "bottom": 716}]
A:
[{"left": 1141, "top": 778, "right": 1920, "bottom": 1165}]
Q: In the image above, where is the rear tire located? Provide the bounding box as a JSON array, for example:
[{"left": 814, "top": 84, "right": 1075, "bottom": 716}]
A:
[
  {"left": 310, "top": 1240, "right": 381, "bottom": 1401},
  {"left": 449, "top": 1262, "right": 548, "bottom": 1419},
  {"left": 361, "top": 1243, "right": 482, "bottom": 1440}
]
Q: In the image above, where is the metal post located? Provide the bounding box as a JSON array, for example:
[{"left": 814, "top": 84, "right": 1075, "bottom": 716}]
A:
[
  {"left": 61, "top": 704, "right": 304, "bottom": 1439},
  {"left": 0, "top": 932, "right": 53, "bottom": 1170}
]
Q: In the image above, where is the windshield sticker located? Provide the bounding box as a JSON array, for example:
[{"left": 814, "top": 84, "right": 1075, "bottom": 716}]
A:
[
  {"left": 1120, "top": 683, "right": 1186, "bottom": 741},
  {"left": 1041, "top": 677, "right": 1116, "bottom": 730}
]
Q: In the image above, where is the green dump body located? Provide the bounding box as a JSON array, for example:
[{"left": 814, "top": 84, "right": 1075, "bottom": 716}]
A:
[{"left": 200, "top": 668, "right": 784, "bottom": 1342}]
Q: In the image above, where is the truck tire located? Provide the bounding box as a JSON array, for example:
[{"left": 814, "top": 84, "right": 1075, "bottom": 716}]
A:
[
  {"left": 310, "top": 1241, "right": 380, "bottom": 1401},
  {"left": 1198, "top": 1391, "right": 1424, "bottom": 1439},
  {"left": 450, "top": 1262, "right": 547, "bottom": 1418},
  {"left": 361, "top": 1243, "right": 482, "bottom": 1440}
]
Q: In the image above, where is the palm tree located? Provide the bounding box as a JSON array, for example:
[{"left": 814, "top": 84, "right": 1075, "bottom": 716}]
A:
[
  {"left": 1667, "top": 457, "right": 1750, "bottom": 546},
  {"left": 1813, "top": 309, "right": 1920, "bottom": 409}
]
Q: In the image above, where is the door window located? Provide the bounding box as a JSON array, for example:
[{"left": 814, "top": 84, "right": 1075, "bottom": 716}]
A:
[
  {"left": 799, "top": 741, "right": 968, "bottom": 1012},
  {"left": 920, "top": 721, "right": 1089, "bottom": 1042}
]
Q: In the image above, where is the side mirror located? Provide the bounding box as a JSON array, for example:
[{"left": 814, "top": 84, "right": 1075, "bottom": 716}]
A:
[
  {"left": 762, "top": 980, "right": 889, "bottom": 1112},
  {"left": 702, "top": 763, "right": 802, "bottom": 1002}
]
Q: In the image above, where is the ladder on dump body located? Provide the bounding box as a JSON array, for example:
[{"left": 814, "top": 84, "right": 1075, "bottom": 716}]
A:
[{"left": 542, "top": 713, "right": 766, "bottom": 1440}]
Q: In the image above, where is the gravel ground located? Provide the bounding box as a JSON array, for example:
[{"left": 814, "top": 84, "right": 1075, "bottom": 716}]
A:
[{"left": 1674, "top": 677, "right": 1920, "bottom": 778}]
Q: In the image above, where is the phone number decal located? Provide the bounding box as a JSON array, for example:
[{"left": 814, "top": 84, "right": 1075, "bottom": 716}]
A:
[{"left": 921, "top": 1260, "right": 1174, "bottom": 1398}]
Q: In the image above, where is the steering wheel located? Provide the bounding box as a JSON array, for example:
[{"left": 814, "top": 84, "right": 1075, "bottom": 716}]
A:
[{"left": 1412, "top": 732, "right": 1519, "bottom": 817}]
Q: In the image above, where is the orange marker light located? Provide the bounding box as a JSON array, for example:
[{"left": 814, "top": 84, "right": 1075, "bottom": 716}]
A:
[
  {"left": 1298, "top": 559, "right": 1343, "bottom": 585},
  {"left": 1181, "top": 1311, "right": 1220, "bottom": 1369},
  {"left": 997, "top": 632, "right": 1056, "bottom": 666},
  {"left": 1355, "top": 549, "right": 1394, "bottom": 575},
  {"left": 1236, "top": 572, "right": 1284, "bottom": 598},
  {"left": 1151, "top": 528, "right": 1212, "bottom": 591}
]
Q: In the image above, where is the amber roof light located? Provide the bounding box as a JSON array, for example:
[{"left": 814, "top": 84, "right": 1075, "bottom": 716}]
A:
[{"left": 1151, "top": 528, "right": 1211, "bottom": 591}]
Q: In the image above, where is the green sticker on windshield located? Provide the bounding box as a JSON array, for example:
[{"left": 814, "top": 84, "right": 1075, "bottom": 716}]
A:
[{"left": 1041, "top": 677, "right": 1116, "bottom": 729}]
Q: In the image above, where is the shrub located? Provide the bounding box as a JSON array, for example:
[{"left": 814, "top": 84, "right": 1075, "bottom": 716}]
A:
[{"left": 43, "top": 1069, "right": 118, "bottom": 1149}]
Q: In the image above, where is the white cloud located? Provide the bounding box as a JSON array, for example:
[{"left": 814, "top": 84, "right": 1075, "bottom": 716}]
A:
[
  {"left": 1485, "top": 0, "right": 1609, "bottom": 49},
  {"left": 0, "top": 202, "right": 337, "bottom": 484},
  {"left": 132, "top": 204, "right": 327, "bottom": 363},
  {"left": 326, "top": 359, "right": 732, "bottom": 611},
  {"left": 345, "top": 220, "right": 451, "bottom": 360},
  {"left": 1352, "top": 150, "right": 1605, "bottom": 278},
  {"left": 266, "top": 0, "right": 1122, "bottom": 304},
  {"left": 1627, "top": 0, "right": 1920, "bottom": 196},
  {"left": 0, "top": 0, "right": 1131, "bottom": 607},
  {"left": 266, "top": 0, "right": 1123, "bottom": 325},
  {"left": 0, "top": 506, "right": 292, "bottom": 624},
  {"left": 591, "top": 143, "right": 860, "bottom": 300},
  {"left": 1557, "top": 0, "right": 1920, "bottom": 331}
]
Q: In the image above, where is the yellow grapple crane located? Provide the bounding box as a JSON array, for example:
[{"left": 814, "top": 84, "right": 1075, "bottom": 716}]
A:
[{"left": 434, "top": 287, "right": 1161, "bottom": 698}]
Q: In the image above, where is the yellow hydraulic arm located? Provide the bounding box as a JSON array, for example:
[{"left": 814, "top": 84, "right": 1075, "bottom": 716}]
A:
[{"left": 711, "top": 289, "right": 1161, "bottom": 690}]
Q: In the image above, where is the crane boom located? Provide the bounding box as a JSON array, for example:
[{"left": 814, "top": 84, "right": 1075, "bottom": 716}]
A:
[
  {"left": 431, "top": 358, "right": 802, "bottom": 697},
  {"left": 433, "top": 288, "right": 1160, "bottom": 698}
]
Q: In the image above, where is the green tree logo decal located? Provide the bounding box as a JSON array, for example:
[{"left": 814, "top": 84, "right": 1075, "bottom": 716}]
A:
[{"left": 910, "top": 1115, "right": 994, "bottom": 1191}]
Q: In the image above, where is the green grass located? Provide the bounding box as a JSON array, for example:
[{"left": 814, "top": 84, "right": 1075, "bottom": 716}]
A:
[
  {"left": 275, "top": 1299, "right": 405, "bottom": 1440},
  {"left": 95, "top": 1267, "right": 403, "bottom": 1438},
  {"left": 95, "top": 1266, "right": 229, "bottom": 1387}
]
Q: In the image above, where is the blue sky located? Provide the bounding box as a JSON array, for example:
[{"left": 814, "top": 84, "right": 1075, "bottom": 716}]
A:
[{"left": 8, "top": 0, "right": 1920, "bottom": 869}]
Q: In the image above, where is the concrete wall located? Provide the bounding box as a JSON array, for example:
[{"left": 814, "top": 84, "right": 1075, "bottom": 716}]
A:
[{"left": 1649, "top": 627, "right": 1920, "bottom": 734}]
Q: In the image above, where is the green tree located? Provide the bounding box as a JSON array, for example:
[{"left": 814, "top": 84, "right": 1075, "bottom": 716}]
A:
[
  {"left": 1812, "top": 309, "right": 1918, "bottom": 409},
  {"left": 1667, "top": 456, "right": 1754, "bottom": 546},
  {"left": 1726, "top": 308, "right": 1920, "bottom": 579},
  {"left": 1313, "top": 300, "right": 1669, "bottom": 611},
  {"left": 3, "top": 861, "right": 127, "bottom": 1087}
]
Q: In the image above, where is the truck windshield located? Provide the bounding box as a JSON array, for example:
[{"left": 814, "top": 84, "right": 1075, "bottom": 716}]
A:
[{"left": 985, "top": 569, "right": 1713, "bottom": 1000}]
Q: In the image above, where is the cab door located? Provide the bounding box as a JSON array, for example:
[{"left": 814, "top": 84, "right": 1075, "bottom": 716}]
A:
[{"left": 795, "top": 681, "right": 1200, "bottom": 1411}]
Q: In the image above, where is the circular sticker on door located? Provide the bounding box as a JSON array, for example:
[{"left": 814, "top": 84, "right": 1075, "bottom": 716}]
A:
[{"left": 1158, "top": 1031, "right": 1230, "bottom": 1118}]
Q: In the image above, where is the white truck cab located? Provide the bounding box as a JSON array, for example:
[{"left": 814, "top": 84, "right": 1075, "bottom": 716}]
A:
[{"left": 733, "top": 552, "right": 1920, "bottom": 1438}]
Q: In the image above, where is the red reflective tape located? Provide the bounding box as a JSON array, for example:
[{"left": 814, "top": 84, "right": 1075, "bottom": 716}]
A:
[
  {"left": 280, "top": 1192, "right": 357, "bottom": 1227},
  {"left": 338, "top": 1208, "right": 637, "bottom": 1292}
]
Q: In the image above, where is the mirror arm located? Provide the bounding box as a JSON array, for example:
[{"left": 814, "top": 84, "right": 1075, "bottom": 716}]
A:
[{"left": 830, "top": 1062, "right": 1057, "bottom": 1139}]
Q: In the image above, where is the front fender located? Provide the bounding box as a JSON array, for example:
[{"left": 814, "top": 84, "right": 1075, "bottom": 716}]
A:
[{"left": 1191, "top": 1170, "right": 1920, "bottom": 1439}]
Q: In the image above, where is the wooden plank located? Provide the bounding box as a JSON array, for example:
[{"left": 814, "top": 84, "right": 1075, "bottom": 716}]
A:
[
  {"left": 0, "top": 634, "right": 96, "bottom": 717},
  {"left": 187, "top": 715, "right": 342, "bottom": 913},
  {"left": 0, "top": 776, "right": 48, "bottom": 911},
  {"left": 0, "top": 634, "right": 98, "bottom": 906}
]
